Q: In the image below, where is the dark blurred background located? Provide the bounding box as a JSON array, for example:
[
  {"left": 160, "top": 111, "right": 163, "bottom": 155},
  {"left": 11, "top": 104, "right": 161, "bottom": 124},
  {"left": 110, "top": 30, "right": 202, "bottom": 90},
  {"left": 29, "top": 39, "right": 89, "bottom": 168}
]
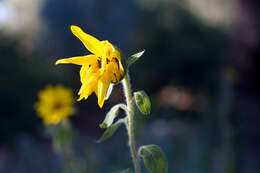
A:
[{"left": 0, "top": 0, "right": 259, "bottom": 172}]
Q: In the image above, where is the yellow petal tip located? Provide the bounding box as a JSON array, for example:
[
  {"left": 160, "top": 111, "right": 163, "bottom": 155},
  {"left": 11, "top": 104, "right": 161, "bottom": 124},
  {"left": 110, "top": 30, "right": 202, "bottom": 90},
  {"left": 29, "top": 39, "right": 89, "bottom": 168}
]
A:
[
  {"left": 70, "top": 25, "right": 80, "bottom": 33},
  {"left": 55, "top": 59, "right": 72, "bottom": 65},
  {"left": 77, "top": 97, "right": 83, "bottom": 102},
  {"left": 55, "top": 60, "right": 61, "bottom": 65},
  {"left": 98, "top": 100, "right": 104, "bottom": 108}
]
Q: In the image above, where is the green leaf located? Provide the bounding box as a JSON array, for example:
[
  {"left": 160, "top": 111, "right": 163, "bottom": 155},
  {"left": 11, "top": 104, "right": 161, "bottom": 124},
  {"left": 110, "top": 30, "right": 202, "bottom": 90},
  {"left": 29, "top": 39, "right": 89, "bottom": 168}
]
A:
[
  {"left": 134, "top": 90, "right": 151, "bottom": 115},
  {"left": 96, "top": 118, "right": 125, "bottom": 143},
  {"left": 99, "top": 104, "right": 127, "bottom": 129},
  {"left": 138, "top": 144, "right": 168, "bottom": 173},
  {"left": 127, "top": 50, "right": 145, "bottom": 67},
  {"left": 112, "top": 168, "right": 132, "bottom": 173}
]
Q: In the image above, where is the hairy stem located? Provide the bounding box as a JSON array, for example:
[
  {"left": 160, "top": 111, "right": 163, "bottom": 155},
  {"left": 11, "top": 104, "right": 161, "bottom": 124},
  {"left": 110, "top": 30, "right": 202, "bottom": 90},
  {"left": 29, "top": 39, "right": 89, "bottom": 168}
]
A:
[{"left": 122, "top": 73, "right": 141, "bottom": 173}]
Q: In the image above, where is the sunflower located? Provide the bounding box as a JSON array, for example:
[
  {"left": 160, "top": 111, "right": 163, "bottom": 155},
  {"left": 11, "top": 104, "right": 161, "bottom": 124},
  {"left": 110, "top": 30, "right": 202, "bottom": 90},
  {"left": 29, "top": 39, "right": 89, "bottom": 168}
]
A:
[
  {"left": 55, "top": 25, "right": 125, "bottom": 108},
  {"left": 35, "top": 85, "right": 74, "bottom": 125}
]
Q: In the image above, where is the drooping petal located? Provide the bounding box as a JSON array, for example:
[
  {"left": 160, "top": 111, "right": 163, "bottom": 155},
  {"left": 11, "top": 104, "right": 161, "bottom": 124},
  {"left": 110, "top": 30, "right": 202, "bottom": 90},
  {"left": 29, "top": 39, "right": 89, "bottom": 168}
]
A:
[
  {"left": 79, "top": 56, "right": 100, "bottom": 84},
  {"left": 79, "top": 65, "right": 90, "bottom": 84},
  {"left": 71, "top": 25, "right": 103, "bottom": 56},
  {"left": 55, "top": 55, "right": 96, "bottom": 66},
  {"left": 79, "top": 65, "right": 95, "bottom": 84},
  {"left": 77, "top": 73, "right": 99, "bottom": 101},
  {"left": 96, "top": 73, "right": 111, "bottom": 108},
  {"left": 78, "top": 68, "right": 95, "bottom": 95}
]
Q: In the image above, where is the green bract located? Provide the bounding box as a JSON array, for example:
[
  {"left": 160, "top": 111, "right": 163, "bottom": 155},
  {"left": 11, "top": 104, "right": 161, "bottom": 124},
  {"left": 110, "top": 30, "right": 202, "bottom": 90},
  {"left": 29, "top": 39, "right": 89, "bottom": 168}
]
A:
[
  {"left": 134, "top": 90, "right": 151, "bottom": 115},
  {"left": 127, "top": 50, "right": 145, "bottom": 67}
]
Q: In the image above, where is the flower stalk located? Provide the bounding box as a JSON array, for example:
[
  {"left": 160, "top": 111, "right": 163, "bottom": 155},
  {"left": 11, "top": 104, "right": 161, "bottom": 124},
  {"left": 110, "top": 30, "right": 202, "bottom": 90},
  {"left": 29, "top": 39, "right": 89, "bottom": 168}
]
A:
[{"left": 122, "top": 73, "right": 141, "bottom": 173}]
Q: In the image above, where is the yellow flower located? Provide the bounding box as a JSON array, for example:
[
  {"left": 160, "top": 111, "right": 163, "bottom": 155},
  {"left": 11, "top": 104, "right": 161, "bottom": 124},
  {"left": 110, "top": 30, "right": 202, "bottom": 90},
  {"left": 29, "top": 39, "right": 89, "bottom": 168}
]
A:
[
  {"left": 35, "top": 85, "right": 74, "bottom": 125},
  {"left": 55, "top": 25, "right": 125, "bottom": 108}
]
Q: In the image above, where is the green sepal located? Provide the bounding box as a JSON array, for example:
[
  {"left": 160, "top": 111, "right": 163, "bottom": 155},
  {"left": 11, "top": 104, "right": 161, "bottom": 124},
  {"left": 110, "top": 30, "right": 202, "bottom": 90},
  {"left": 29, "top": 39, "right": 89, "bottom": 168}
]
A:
[
  {"left": 96, "top": 118, "right": 126, "bottom": 143},
  {"left": 127, "top": 50, "right": 145, "bottom": 67},
  {"left": 138, "top": 144, "right": 168, "bottom": 173},
  {"left": 112, "top": 168, "right": 132, "bottom": 173},
  {"left": 99, "top": 103, "right": 127, "bottom": 129},
  {"left": 134, "top": 90, "right": 151, "bottom": 115}
]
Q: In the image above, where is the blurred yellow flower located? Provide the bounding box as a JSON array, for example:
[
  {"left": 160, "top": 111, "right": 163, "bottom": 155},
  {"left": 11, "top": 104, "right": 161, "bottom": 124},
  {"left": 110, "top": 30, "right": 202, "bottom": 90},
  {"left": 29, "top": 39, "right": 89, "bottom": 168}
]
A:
[
  {"left": 55, "top": 25, "right": 125, "bottom": 108},
  {"left": 35, "top": 85, "right": 74, "bottom": 125}
]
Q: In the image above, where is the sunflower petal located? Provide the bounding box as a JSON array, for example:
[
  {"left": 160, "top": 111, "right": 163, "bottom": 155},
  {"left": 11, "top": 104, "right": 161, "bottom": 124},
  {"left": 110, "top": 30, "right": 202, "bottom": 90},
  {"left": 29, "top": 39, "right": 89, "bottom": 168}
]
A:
[
  {"left": 79, "top": 66, "right": 89, "bottom": 84},
  {"left": 71, "top": 25, "right": 103, "bottom": 56},
  {"left": 55, "top": 55, "right": 96, "bottom": 66},
  {"left": 77, "top": 73, "right": 99, "bottom": 101},
  {"left": 96, "top": 74, "right": 111, "bottom": 108}
]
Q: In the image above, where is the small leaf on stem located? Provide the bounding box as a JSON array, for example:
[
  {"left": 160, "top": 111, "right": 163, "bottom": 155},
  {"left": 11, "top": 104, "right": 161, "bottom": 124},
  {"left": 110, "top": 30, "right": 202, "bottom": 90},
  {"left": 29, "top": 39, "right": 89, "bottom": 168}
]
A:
[
  {"left": 138, "top": 144, "right": 168, "bottom": 173},
  {"left": 99, "top": 103, "right": 127, "bottom": 129},
  {"left": 97, "top": 118, "right": 125, "bottom": 143},
  {"left": 134, "top": 90, "right": 151, "bottom": 115}
]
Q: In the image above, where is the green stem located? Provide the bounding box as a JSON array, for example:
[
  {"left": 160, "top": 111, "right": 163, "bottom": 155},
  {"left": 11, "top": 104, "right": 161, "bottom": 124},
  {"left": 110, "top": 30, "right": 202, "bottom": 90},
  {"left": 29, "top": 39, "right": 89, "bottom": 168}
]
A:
[{"left": 122, "top": 73, "right": 141, "bottom": 173}]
